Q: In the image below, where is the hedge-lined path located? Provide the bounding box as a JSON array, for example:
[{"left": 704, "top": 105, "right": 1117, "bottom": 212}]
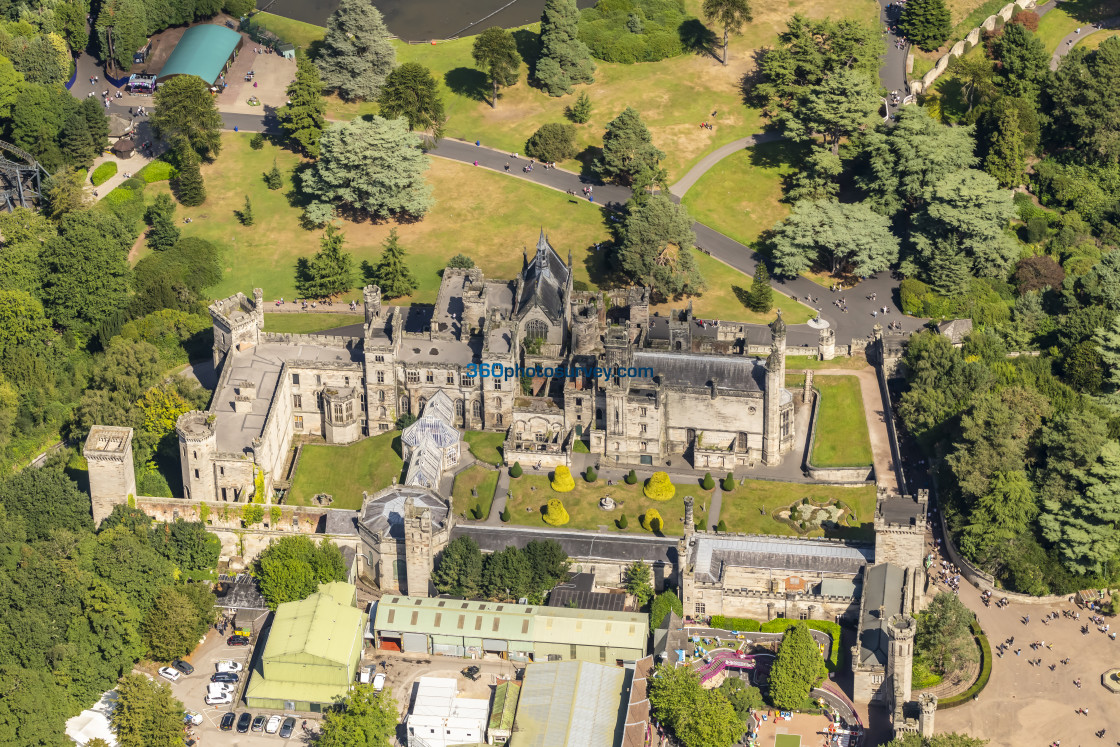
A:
[{"left": 935, "top": 574, "right": 1118, "bottom": 745}]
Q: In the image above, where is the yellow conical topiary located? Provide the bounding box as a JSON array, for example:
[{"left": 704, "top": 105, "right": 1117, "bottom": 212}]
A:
[
  {"left": 544, "top": 498, "right": 570, "bottom": 526},
  {"left": 643, "top": 471, "right": 675, "bottom": 501},
  {"left": 641, "top": 508, "right": 663, "bottom": 532},
  {"left": 551, "top": 465, "right": 576, "bottom": 492}
]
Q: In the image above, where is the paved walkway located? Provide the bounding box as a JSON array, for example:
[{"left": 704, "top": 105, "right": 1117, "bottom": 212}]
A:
[
  {"left": 668, "top": 131, "right": 784, "bottom": 198},
  {"left": 1050, "top": 16, "right": 1120, "bottom": 70}
]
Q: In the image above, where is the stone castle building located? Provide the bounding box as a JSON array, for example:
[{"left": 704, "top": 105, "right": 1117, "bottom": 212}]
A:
[{"left": 171, "top": 230, "right": 800, "bottom": 504}]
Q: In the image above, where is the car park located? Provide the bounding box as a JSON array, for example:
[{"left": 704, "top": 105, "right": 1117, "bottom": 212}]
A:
[
  {"left": 183, "top": 710, "right": 203, "bottom": 726},
  {"left": 211, "top": 672, "right": 239, "bottom": 684},
  {"left": 171, "top": 659, "right": 195, "bottom": 675},
  {"left": 220, "top": 712, "right": 236, "bottom": 731},
  {"left": 205, "top": 692, "right": 233, "bottom": 706},
  {"left": 216, "top": 659, "right": 243, "bottom": 673},
  {"left": 279, "top": 716, "right": 296, "bottom": 738},
  {"left": 157, "top": 666, "right": 181, "bottom": 682},
  {"left": 237, "top": 712, "right": 252, "bottom": 733},
  {"left": 252, "top": 714, "right": 266, "bottom": 731},
  {"left": 227, "top": 635, "right": 250, "bottom": 647},
  {"left": 266, "top": 714, "right": 282, "bottom": 734}
]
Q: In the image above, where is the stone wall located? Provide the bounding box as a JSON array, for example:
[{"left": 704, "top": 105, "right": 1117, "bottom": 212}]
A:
[
  {"left": 689, "top": 584, "right": 859, "bottom": 623},
  {"left": 911, "top": 0, "right": 1036, "bottom": 95}
]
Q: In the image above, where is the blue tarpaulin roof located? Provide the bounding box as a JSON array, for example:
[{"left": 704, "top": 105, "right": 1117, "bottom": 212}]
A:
[{"left": 158, "top": 25, "right": 241, "bottom": 84}]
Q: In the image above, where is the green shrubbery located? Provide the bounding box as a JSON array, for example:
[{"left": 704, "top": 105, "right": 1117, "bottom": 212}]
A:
[
  {"left": 137, "top": 159, "right": 177, "bottom": 183},
  {"left": 90, "top": 161, "right": 117, "bottom": 186},
  {"left": 899, "top": 276, "right": 1012, "bottom": 324},
  {"left": 760, "top": 619, "right": 843, "bottom": 672},
  {"left": 709, "top": 615, "right": 761, "bottom": 632},
  {"left": 579, "top": 0, "right": 692, "bottom": 63},
  {"left": 938, "top": 621, "right": 992, "bottom": 708}
]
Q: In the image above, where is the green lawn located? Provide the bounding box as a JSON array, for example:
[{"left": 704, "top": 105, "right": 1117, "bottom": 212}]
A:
[
  {"left": 250, "top": 12, "right": 327, "bottom": 51},
  {"left": 451, "top": 464, "right": 499, "bottom": 519},
  {"left": 785, "top": 354, "right": 869, "bottom": 371},
  {"left": 282, "top": 0, "right": 875, "bottom": 182},
  {"left": 806, "top": 375, "right": 873, "bottom": 468},
  {"left": 1078, "top": 27, "right": 1120, "bottom": 51},
  {"left": 717, "top": 480, "right": 877, "bottom": 540},
  {"left": 464, "top": 431, "right": 505, "bottom": 466},
  {"left": 263, "top": 313, "right": 362, "bottom": 334},
  {"left": 504, "top": 474, "right": 708, "bottom": 536},
  {"left": 286, "top": 432, "right": 404, "bottom": 509},
  {"left": 1035, "top": 0, "right": 1118, "bottom": 55},
  {"left": 681, "top": 140, "right": 805, "bottom": 250}
]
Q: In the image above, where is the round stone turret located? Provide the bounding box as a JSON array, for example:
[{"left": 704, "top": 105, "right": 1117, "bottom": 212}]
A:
[
  {"left": 176, "top": 411, "right": 217, "bottom": 502},
  {"left": 364, "top": 284, "right": 382, "bottom": 325}
]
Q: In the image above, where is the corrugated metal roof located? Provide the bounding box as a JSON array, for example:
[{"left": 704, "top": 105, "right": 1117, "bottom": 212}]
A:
[
  {"left": 157, "top": 24, "right": 241, "bottom": 84},
  {"left": 489, "top": 682, "right": 521, "bottom": 731},
  {"left": 513, "top": 661, "right": 625, "bottom": 746},
  {"left": 693, "top": 535, "right": 872, "bottom": 581},
  {"left": 262, "top": 583, "right": 365, "bottom": 666}
]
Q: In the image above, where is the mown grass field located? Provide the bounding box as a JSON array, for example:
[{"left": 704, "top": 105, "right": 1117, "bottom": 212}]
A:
[
  {"left": 717, "top": 480, "right": 877, "bottom": 539},
  {"left": 464, "top": 430, "right": 505, "bottom": 466},
  {"left": 263, "top": 313, "right": 361, "bottom": 333},
  {"left": 800, "top": 374, "right": 874, "bottom": 468},
  {"left": 286, "top": 432, "right": 404, "bottom": 509},
  {"left": 451, "top": 464, "right": 499, "bottom": 519}
]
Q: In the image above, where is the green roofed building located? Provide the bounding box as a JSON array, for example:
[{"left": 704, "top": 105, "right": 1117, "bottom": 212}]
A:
[
  {"left": 157, "top": 24, "right": 244, "bottom": 85},
  {"left": 245, "top": 582, "right": 366, "bottom": 712},
  {"left": 511, "top": 661, "right": 628, "bottom": 746},
  {"left": 372, "top": 595, "right": 647, "bottom": 664}
]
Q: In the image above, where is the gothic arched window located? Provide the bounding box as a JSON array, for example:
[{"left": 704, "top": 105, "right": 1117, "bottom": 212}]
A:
[
  {"left": 526, "top": 319, "right": 548, "bottom": 341},
  {"left": 472, "top": 400, "right": 481, "bottom": 418}
]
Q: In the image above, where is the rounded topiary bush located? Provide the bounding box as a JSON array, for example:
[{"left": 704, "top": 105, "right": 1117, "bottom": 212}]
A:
[
  {"left": 701, "top": 472, "right": 715, "bottom": 490},
  {"left": 509, "top": 462, "right": 523, "bottom": 478},
  {"left": 90, "top": 161, "right": 117, "bottom": 186},
  {"left": 525, "top": 122, "right": 578, "bottom": 163},
  {"left": 625, "top": 469, "right": 638, "bottom": 485},
  {"left": 722, "top": 472, "right": 735, "bottom": 492},
  {"left": 617, "top": 513, "right": 628, "bottom": 529},
  {"left": 643, "top": 471, "right": 674, "bottom": 501},
  {"left": 500, "top": 507, "right": 511, "bottom": 522},
  {"left": 640, "top": 508, "right": 663, "bottom": 532},
  {"left": 584, "top": 466, "right": 597, "bottom": 482},
  {"left": 551, "top": 465, "right": 576, "bottom": 492},
  {"left": 544, "top": 498, "right": 570, "bottom": 526}
]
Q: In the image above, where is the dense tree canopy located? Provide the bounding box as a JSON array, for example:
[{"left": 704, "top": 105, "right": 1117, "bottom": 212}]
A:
[
  {"left": 615, "top": 194, "right": 704, "bottom": 298},
  {"left": 536, "top": 0, "right": 596, "bottom": 95},
  {"left": 769, "top": 199, "right": 899, "bottom": 278},
  {"left": 255, "top": 536, "right": 349, "bottom": 609},
  {"left": 316, "top": 0, "right": 396, "bottom": 101},
  {"left": 377, "top": 62, "right": 446, "bottom": 140},
  {"left": 898, "top": 0, "right": 951, "bottom": 52},
  {"left": 648, "top": 663, "right": 745, "bottom": 747},
  {"left": 767, "top": 622, "right": 825, "bottom": 709},
  {"left": 597, "top": 107, "right": 666, "bottom": 189},
  {"left": 278, "top": 56, "right": 328, "bottom": 157},
  {"left": 151, "top": 75, "right": 223, "bottom": 160},
  {"left": 472, "top": 27, "right": 521, "bottom": 107}
]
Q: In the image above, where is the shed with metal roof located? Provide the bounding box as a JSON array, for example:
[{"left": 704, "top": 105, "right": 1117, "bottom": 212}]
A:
[
  {"left": 511, "top": 660, "right": 628, "bottom": 746},
  {"left": 157, "top": 24, "right": 243, "bottom": 85}
]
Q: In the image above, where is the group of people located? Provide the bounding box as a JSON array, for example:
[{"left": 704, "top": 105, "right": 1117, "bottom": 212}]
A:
[
  {"left": 884, "top": 0, "right": 910, "bottom": 50},
  {"left": 129, "top": 105, "right": 149, "bottom": 117},
  {"left": 935, "top": 559, "right": 962, "bottom": 593},
  {"left": 981, "top": 589, "right": 1010, "bottom": 608}
]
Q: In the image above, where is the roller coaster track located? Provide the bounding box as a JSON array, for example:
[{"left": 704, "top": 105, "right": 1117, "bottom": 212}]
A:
[{"left": 0, "top": 139, "right": 48, "bottom": 211}]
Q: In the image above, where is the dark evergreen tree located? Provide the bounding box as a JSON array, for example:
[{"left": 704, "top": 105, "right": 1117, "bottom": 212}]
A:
[
  {"left": 295, "top": 223, "right": 355, "bottom": 298},
  {"left": 316, "top": 0, "right": 397, "bottom": 101},
  {"left": 898, "top": 0, "right": 951, "bottom": 52},
  {"left": 702, "top": 0, "right": 754, "bottom": 65},
  {"left": 377, "top": 62, "right": 447, "bottom": 140},
  {"left": 473, "top": 27, "right": 522, "bottom": 108},
  {"left": 61, "top": 110, "right": 96, "bottom": 167},
  {"left": 145, "top": 194, "right": 180, "bottom": 252},
  {"left": 616, "top": 194, "right": 704, "bottom": 298},
  {"left": 171, "top": 142, "right": 206, "bottom": 207},
  {"left": 264, "top": 161, "right": 283, "bottom": 190},
  {"left": 981, "top": 102, "right": 1026, "bottom": 188},
  {"left": 746, "top": 262, "right": 773, "bottom": 312},
  {"left": 277, "top": 56, "right": 328, "bottom": 157},
  {"left": 525, "top": 122, "right": 577, "bottom": 162},
  {"left": 990, "top": 22, "right": 1049, "bottom": 99},
  {"left": 536, "top": 0, "right": 596, "bottom": 96},
  {"left": 239, "top": 196, "right": 254, "bottom": 226},
  {"left": 566, "top": 90, "right": 593, "bottom": 123},
  {"left": 597, "top": 106, "right": 666, "bottom": 188},
  {"left": 368, "top": 228, "right": 418, "bottom": 299}
]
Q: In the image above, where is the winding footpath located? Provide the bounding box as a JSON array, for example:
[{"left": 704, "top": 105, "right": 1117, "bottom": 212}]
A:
[{"left": 1049, "top": 15, "right": 1120, "bottom": 70}]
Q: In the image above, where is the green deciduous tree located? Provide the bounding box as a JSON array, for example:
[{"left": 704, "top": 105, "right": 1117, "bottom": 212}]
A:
[
  {"left": 377, "top": 62, "right": 446, "bottom": 140},
  {"left": 366, "top": 228, "right": 417, "bottom": 299},
  {"left": 949, "top": 55, "right": 996, "bottom": 113},
  {"left": 472, "top": 27, "right": 521, "bottom": 108},
  {"left": 702, "top": 0, "right": 752, "bottom": 65},
  {"left": 145, "top": 193, "right": 180, "bottom": 251},
  {"left": 625, "top": 560, "right": 653, "bottom": 607},
  {"left": 769, "top": 199, "right": 899, "bottom": 278},
  {"left": 916, "top": 592, "right": 979, "bottom": 677},
  {"left": 887, "top": 734, "right": 988, "bottom": 747},
  {"left": 151, "top": 76, "right": 223, "bottom": 160},
  {"left": 0, "top": 466, "right": 92, "bottom": 540},
  {"left": 898, "top": 0, "right": 951, "bottom": 52},
  {"left": 482, "top": 546, "right": 533, "bottom": 600},
  {"left": 277, "top": 55, "right": 327, "bottom": 157},
  {"left": 959, "top": 470, "right": 1037, "bottom": 564},
  {"left": 301, "top": 117, "right": 433, "bottom": 221},
  {"left": 111, "top": 673, "right": 187, "bottom": 747},
  {"left": 536, "top": 0, "right": 596, "bottom": 95},
  {"left": 318, "top": 683, "right": 397, "bottom": 747},
  {"left": 615, "top": 194, "right": 704, "bottom": 299},
  {"left": 767, "top": 622, "right": 825, "bottom": 709},
  {"left": 1047, "top": 37, "right": 1120, "bottom": 166},
  {"left": 296, "top": 223, "right": 355, "bottom": 298},
  {"left": 40, "top": 209, "right": 132, "bottom": 332},
  {"left": 141, "top": 584, "right": 216, "bottom": 660},
  {"left": 648, "top": 663, "right": 745, "bottom": 747},
  {"left": 255, "top": 535, "right": 348, "bottom": 609},
  {"left": 317, "top": 0, "right": 396, "bottom": 101},
  {"left": 525, "top": 122, "right": 577, "bottom": 162},
  {"left": 718, "top": 677, "right": 765, "bottom": 718},
  {"left": 787, "top": 145, "right": 841, "bottom": 202},
  {"left": 432, "top": 535, "right": 484, "bottom": 597},
  {"left": 597, "top": 106, "right": 666, "bottom": 188},
  {"left": 784, "top": 67, "right": 879, "bottom": 156}
]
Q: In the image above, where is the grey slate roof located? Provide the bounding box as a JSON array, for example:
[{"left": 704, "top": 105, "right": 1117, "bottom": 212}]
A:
[
  {"left": 858, "top": 562, "right": 906, "bottom": 667},
  {"left": 631, "top": 351, "right": 767, "bottom": 392},
  {"left": 456, "top": 525, "right": 677, "bottom": 565},
  {"left": 878, "top": 494, "right": 925, "bottom": 528},
  {"left": 518, "top": 230, "right": 570, "bottom": 322},
  {"left": 547, "top": 573, "right": 629, "bottom": 612},
  {"left": 692, "top": 535, "right": 872, "bottom": 583},
  {"left": 359, "top": 486, "right": 450, "bottom": 540},
  {"left": 214, "top": 573, "right": 268, "bottom": 610},
  {"left": 323, "top": 509, "right": 359, "bottom": 536}
]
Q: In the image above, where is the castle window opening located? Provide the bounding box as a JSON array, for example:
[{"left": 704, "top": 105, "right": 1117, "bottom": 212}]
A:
[
  {"left": 292, "top": 373, "right": 300, "bottom": 385},
  {"left": 376, "top": 371, "right": 385, "bottom": 383},
  {"left": 294, "top": 415, "right": 304, "bottom": 430},
  {"left": 407, "top": 371, "right": 420, "bottom": 384},
  {"left": 293, "top": 394, "right": 302, "bottom": 409},
  {"left": 526, "top": 319, "right": 547, "bottom": 341},
  {"left": 426, "top": 371, "right": 434, "bottom": 384}
]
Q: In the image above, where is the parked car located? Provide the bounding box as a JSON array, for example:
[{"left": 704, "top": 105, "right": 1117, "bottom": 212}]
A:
[
  {"left": 157, "top": 667, "right": 181, "bottom": 682},
  {"left": 251, "top": 714, "right": 266, "bottom": 732},
  {"left": 373, "top": 672, "right": 386, "bottom": 691},
  {"left": 279, "top": 716, "right": 296, "bottom": 738},
  {"left": 227, "top": 635, "right": 251, "bottom": 647},
  {"left": 216, "top": 659, "right": 244, "bottom": 673},
  {"left": 211, "top": 672, "right": 240, "bottom": 684},
  {"left": 220, "top": 712, "right": 236, "bottom": 731},
  {"left": 184, "top": 710, "right": 203, "bottom": 726},
  {"left": 237, "top": 712, "right": 253, "bottom": 733},
  {"left": 205, "top": 692, "right": 233, "bottom": 706},
  {"left": 461, "top": 666, "right": 481, "bottom": 681},
  {"left": 266, "top": 714, "right": 283, "bottom": 734},
  {"left": 171, "top": 659, "right": 195, "bottom": 675}
]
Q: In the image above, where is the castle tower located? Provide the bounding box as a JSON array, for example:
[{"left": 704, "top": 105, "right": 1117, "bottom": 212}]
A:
[
  {"left": 677, "top": 496, "right": 696, "bottom": 619},
  {"left": 918, "top": 693, "right": 937, "bottom": 737},
  {"left": 874, "top": 488, "right": 929, "bottom": 571},
  {"left": 176, "top": 411, "right": 217, "bottom": 502},
  {"left": 84, "top": 425, "right": 137, "bottom": 524},
  {"left": 209, "top": 290, "right": 264, "bottom": 368},
  {"left": 363, "top": 284, "right": 382, "bottom": 326},
  {"left": 762, "top": 312, "right": 787, "bottom": 466},
  {"left": 818, "top": 326, "right": 836, "bottom": 361},
  {"left": 887, "top": 613, "right": 917, "bottom": 711},
  {"left": 571, "top": 304, "right": 599, "bottom": 355},
  {"left": 404, "top": 497, "right": 434, "bottom": 597}
]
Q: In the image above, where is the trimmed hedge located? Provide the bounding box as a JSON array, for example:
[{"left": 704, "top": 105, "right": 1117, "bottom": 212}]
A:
[
  {"left": 709, "top": 616, "right": 761, "bottom": 632},
  {"left": 90, "top": 161, "right": 117, "bottom": 186},
  {"left": 937, "top": 620, "right": 992, "bottom": 709},
  {"left": 137, "top": 159, "right": 177, "bottom": 183},
  {"left": 761, "top": 619, "right": 843, "bottom": 672}
]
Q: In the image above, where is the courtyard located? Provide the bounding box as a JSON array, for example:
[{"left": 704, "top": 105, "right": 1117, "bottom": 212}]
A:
[
  {"left": 450, "top": 464, "right": 499, "bottom": 520},
  {"left": 286, "top": 431, "right": 404, "bottom": 510}
]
